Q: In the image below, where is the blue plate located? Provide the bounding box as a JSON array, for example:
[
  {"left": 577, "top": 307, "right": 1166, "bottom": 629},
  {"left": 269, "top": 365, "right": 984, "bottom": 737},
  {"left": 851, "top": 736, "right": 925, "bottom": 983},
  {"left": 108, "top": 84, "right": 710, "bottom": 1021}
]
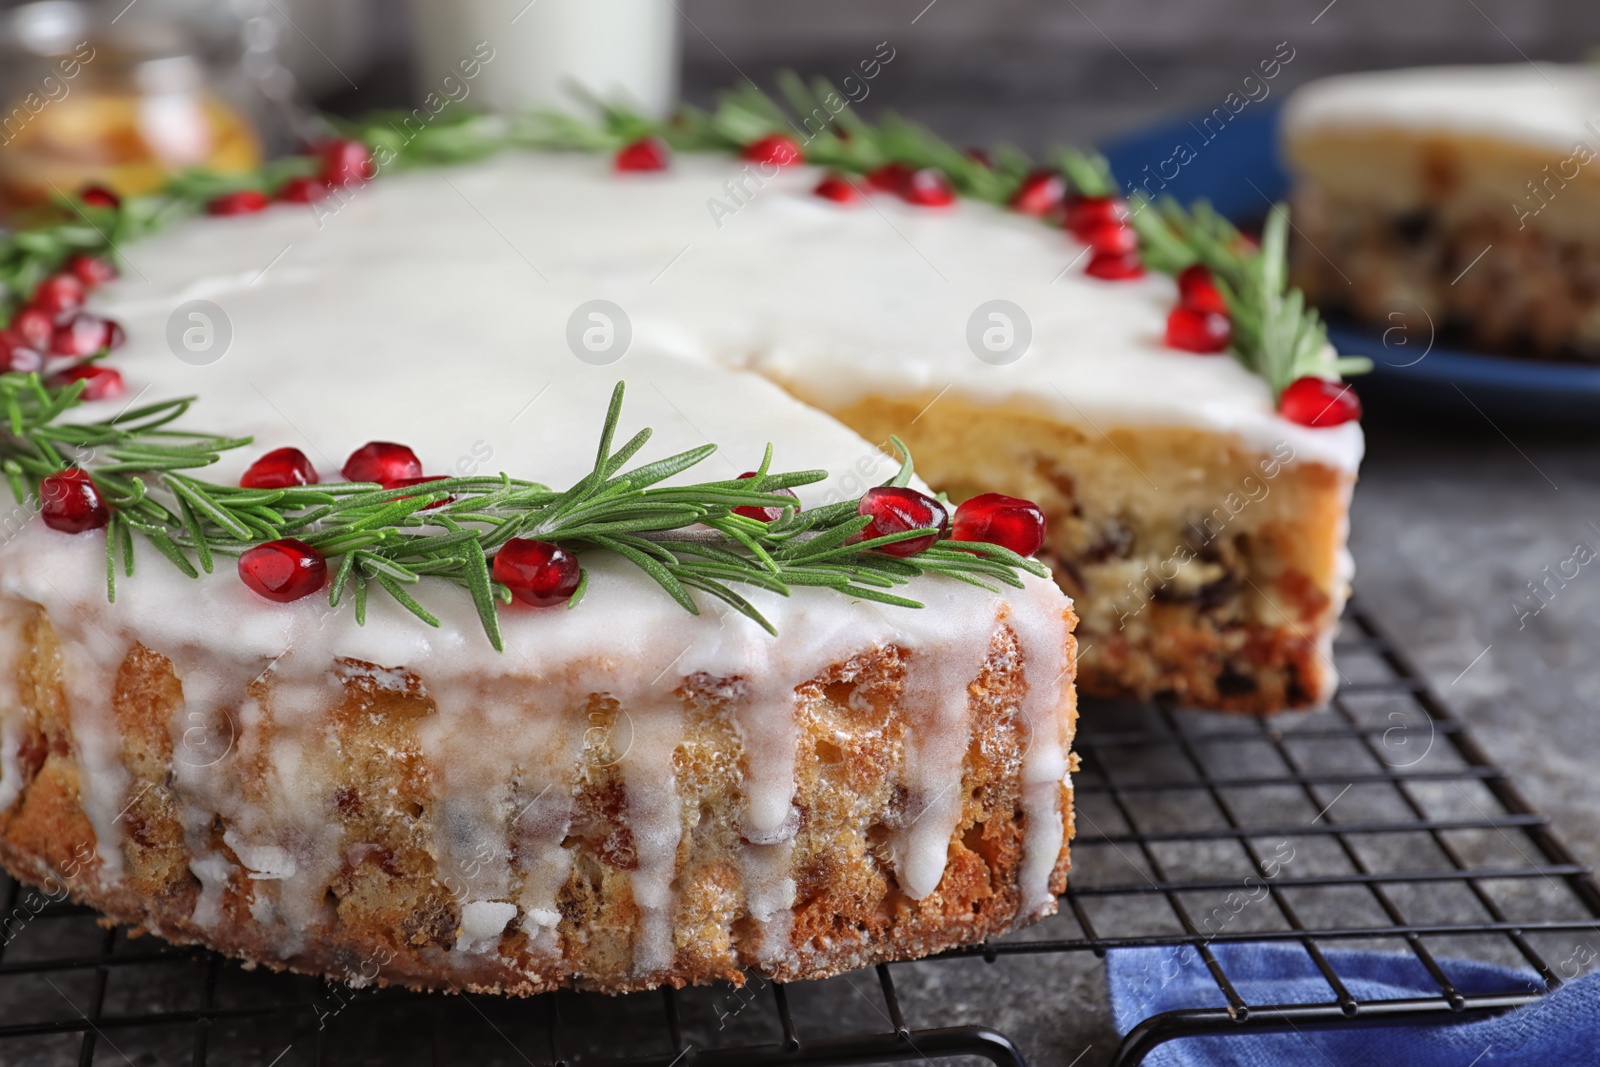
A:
[{"left": 1099, "top": 104, "right": 1600, "bottom": 425}]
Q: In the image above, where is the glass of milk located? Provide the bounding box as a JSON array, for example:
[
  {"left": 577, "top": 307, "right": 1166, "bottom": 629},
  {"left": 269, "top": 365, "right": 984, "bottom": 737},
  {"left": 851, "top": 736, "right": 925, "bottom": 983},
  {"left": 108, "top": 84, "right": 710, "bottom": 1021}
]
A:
[{"left": 407, "top": 0, "right": 679, "bottom": 119}]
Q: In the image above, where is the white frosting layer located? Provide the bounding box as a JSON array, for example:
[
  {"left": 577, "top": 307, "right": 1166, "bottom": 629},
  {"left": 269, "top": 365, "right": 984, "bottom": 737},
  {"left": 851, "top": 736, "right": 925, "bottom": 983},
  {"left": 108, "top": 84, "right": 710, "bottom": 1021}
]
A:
[
  {"left": 1283, "top": 63, "right": 1600, "bottom": 156},
  {"left": 83, "top": 153, "right": 1360, "bottom": 476}
]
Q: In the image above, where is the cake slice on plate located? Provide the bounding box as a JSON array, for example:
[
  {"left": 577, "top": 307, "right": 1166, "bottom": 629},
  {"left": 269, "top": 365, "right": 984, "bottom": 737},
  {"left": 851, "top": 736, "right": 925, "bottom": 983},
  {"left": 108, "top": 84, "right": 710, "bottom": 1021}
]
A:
[{"left": 1284, "top": 62, "right": 1600, "bottom": 358}]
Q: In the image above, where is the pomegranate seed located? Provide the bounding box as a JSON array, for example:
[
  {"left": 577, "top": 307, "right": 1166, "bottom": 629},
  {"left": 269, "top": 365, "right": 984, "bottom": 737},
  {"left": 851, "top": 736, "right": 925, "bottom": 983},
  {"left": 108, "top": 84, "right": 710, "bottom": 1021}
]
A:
[
  {"left": 1065, "top": 195, "right": 1127, "bottom": 239},
  {"left": 732, "top": 472, "right": 799, "bottom": 522},
  {"left": 208, "top": 189, "right": 270, "bottom": 216},
  {"left": 389, "top": 475, "right": 454, "bottom": 509},
  {"left": 742, "top": 134, "right": 802, "bottom": 166},
  {"left": 964, "top": 147, "right": 993, "bottom": 168},
  {"left": 50, "top": 363, "right": 124, "bottom": 400},
  {"left": 901, "top": 168, "right": 955, "bottom": 206},
  {"left": 50, "top": 314, "right": 122, "bottom": 357},
  {"left": 1279, "top": 377, "right": 1362, "bottom": 427},
  {"left": 241, "top": 447, "right": 318, "bottom": 489},
  {"left": 812, "top": 172, "right": 860, "bottom": 203},
  {"left": 1009, "top": 169, "right": 1066, "bottom": 217},
  {"left": 79, "top": 184, "right": 120, "bottom": 209},
  {"left": 492, "top": 538, "right": 582, "bottom": 607},
  {"left": 39, "top": 468, "right": 109, "bottom": 533},
  {"left": 1165, "top": 307, "right": 1232, "bottom": 353},
  {"left": 342, "top": 441, "right": 423, "bottom": 487},
  {"left": 951, "top": 493, "right": 1047, "bottom": 557},
  {"left": 318, "top": 139, "right": 375, "bottom": 187},
  {"left": 29, "top": 274, "right": 85, "bottom": 317},
  {"left": 1177, "top": 264, "right": 1228, "bottom": 314},
  {"left": 9, "top": 308, "right": 53, "bottom": 350},
  {"left": 866, "top": 163, "right": 914, "bottom": 193},
  {"left": 1083, "top": 221, "right": 1139, "bottom": 256},
  {"left": 238, "top": 538, "right": 327, "bottom": 603},
  {"left": 66, "top": 254, "right": 118, "bottom": 289},
  {"left": 277, "top": 175, "right": 328, "bottom": 203},
  {"left": 0, "top": 332, "right": 44, "bottom": 373},
  {"left": 615, "top": 137, "right": 669, "bottom": 172},
  {"left": 1086, "top": 249, "right": 1145, "bottom": 281},
  {"left": 857, "top": 486, "right": 948, "bottom": 558}
]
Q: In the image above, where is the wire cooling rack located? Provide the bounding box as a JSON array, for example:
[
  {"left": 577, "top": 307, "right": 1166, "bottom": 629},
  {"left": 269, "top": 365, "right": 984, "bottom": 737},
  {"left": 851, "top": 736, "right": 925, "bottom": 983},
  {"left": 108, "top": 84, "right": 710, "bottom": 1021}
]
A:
[{"left": 0, "top": 599, "right": 1595, "bottom": 1066}]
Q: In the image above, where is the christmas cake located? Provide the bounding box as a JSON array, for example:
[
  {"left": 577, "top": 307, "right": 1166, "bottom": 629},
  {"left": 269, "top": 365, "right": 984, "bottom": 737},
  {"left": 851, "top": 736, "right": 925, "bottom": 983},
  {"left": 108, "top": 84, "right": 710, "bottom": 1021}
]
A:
[{"left": 0, "top": 88, "right": 1360, "bottom": 993}]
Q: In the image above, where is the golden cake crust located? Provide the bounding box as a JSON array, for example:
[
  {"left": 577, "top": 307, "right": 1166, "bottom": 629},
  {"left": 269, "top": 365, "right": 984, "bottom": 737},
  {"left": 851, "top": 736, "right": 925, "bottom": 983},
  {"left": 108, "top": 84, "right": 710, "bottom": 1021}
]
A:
[{"left": 0, "top": 600, "right": 1076, "bottom": 994}]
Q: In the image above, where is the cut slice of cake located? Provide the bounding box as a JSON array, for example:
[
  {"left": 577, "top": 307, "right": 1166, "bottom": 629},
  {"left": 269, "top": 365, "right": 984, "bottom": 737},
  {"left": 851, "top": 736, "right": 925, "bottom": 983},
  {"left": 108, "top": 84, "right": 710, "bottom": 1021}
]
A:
[{"left": 1283, "top": 63, "right": 1600, "bottom": 358}]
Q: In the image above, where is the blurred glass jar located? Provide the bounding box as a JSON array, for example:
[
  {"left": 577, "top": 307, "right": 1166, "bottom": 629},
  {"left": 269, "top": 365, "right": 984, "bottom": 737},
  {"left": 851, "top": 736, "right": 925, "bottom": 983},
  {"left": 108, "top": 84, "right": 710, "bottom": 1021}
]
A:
[{"left": 0, "top": 1, "right": 260, "bottom": 214}]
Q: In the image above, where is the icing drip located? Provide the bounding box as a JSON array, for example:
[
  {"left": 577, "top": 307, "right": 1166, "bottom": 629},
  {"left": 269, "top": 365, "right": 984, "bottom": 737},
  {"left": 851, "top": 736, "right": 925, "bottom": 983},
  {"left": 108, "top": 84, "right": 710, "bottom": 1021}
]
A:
[
  {"left": 54, "top": 628, "right": 132, "bottom": 880},
  {"left": 0, "top": 607, "right": 28, "bottom": 816},
  {"left": 889, "top": 607, "right": 994, "bottom": 900},
  {"left": 620, "top": 699, "right": 686, "bottom": 976},
  {"left": 1007, "top": 585, "right": 1075, "bottom": 919}
]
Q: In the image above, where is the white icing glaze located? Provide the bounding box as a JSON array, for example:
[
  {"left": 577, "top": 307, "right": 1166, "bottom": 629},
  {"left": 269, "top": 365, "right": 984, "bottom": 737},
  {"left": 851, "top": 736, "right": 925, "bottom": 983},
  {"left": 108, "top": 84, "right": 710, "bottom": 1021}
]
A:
[
  {"left": 1008, "top": 589, "right": 1074, "bottom": 918},
  {"left": 1283, "top": 63, "right": 1600, "bottom": 156}
]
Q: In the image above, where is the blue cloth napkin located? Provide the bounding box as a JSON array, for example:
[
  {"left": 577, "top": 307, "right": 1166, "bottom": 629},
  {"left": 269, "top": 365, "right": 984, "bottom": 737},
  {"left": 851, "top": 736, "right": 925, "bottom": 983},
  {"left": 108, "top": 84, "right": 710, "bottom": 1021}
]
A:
[{"left": 1106, "top": 943, "right": 1600, "bottom": 1066}]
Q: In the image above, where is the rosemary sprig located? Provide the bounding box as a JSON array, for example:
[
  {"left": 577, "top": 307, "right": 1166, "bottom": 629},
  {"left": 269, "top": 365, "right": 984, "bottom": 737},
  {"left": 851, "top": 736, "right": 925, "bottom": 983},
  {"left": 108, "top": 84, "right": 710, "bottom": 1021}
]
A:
[
  {"left": 0, "top": 378, "right": 1047, "bottom": 648},
  {"left": 1126, "top": 196, "right": 1371, "bottom": 393}
]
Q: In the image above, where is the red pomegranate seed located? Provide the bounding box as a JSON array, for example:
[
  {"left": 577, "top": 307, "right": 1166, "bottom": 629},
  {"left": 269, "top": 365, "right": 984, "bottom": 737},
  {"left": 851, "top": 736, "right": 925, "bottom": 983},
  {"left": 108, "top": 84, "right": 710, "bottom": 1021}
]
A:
[
  {"left": 951, "top": 493, "right": 1047, "bottom": 557},
  {"left": 1009, "top": 169, "right": 1066, "bottom": 217},
  {"left": 1279, "top": 377, "right": 1362, "bottom": 427},
  {"left": 241, "top": 447, "right": 318, "bottom": 489},
  {"left": 492, "top": 538, "right": 582, "bottom": 607},
  {"left": 29, "top": 274, "right": 85, "bottom": 317},
  {"left": 276, "top": 175, "right": 328, "bottom": 203},
  {"left": 615, "top": 137, "right": 669, "bottom": 172},
  {"left": 1083, "top": 221, "right": 1139, "bottom": 256},
  {"left": 389, "top": 475, "right": 454, "bottom": 509},
  {"left": 39, "top": 468, "right": 109, "bottom": 533},
  {"left": 742, "top": 134, "right": 802, "bottom": 166},
  {"left": 66, "top": 254, "right": 118, "bottom": 289},
  {"left": 866, "top": 163, "right": 914, "bottom": 192},
  {"left": 50, "top": 363, "right": 125, "bottom": 400},
  {"left": 238, "top": 538, "right": 327, "bottom": 603},
  {"left": 857, "top": 486, "right": 948, "bottom": 558},
  {"left": 1065, "top": 195, "right": 1127, "bottom": 238},
  {"left": 9, "top": 308, "right": 53, "bottom": 350},
  {"left": 812, "top": 172, "right": 860, "bottom": 203},
  {"left": 341, "top": 441, "right": 423, "bottom": 487},
  {"left": 1086, "top": 249, "right": 1145, "bottom": 281},
  {"left": 318, "top": 139, "right": 375, "bottom": 187},
  {"left": 208, "top": 189, "right": 270, "bottom": 216},
  {"left": 50, "top": 314, "right": 123, "bottom": 357},
  {"left": 732, "top": 472, "right": 800, "bottom": 522},
  {"left": 901, "top": 168, "right": 955, "bottom": 206},
  {"left": 0, "top": 332, "right": 44, "bottom": 373},
  {"left": 1165, "top": 307, "right": 1232, "bottom": 353},
  {"left": 79, "top": 184, "right": 121, "bottom": 209},
  {"left": 964, "top": 147, "right": 994, "bottom": 168},
  {"left": 1177, "top": 264, "right": 1228, "bottom": 314}
]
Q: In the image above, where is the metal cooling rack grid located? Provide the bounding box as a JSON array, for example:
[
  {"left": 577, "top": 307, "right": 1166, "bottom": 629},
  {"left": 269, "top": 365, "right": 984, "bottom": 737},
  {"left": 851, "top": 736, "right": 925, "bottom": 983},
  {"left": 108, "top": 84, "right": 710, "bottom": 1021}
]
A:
[{"left": 0, "top": 598, "right": 1595, "bottom": 1066}]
